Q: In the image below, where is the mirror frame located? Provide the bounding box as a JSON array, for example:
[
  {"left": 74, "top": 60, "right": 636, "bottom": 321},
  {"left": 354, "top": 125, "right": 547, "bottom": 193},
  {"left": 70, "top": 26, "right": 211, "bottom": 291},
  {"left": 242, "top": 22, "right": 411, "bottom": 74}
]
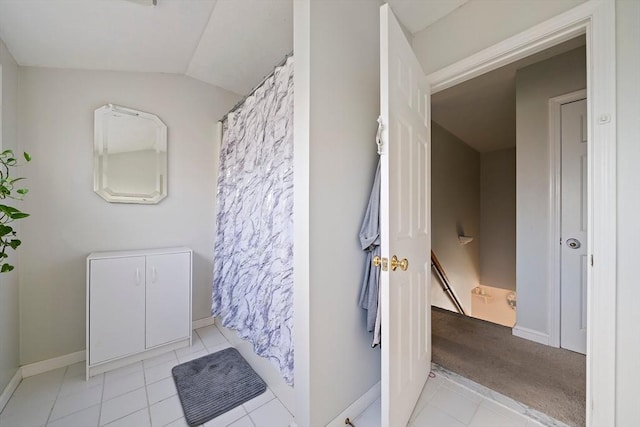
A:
[{"left": 94, "top": 104, "right": 167, "bottom": 204}]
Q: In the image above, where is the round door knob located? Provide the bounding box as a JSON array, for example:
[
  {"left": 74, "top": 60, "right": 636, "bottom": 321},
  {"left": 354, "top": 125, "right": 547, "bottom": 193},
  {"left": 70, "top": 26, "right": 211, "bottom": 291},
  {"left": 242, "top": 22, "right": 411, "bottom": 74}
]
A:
[
  {"left": 391, "top": 255, "right": 409, "bottom": 271},
  {"left": 566, "top": 238, "right": 581, "bottom": 249}
]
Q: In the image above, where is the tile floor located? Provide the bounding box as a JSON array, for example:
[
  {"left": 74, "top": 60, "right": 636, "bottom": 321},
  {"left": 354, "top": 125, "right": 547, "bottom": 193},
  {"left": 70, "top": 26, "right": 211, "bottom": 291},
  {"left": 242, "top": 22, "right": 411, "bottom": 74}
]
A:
[
  {"left": 354, "top": 373, "right": 547, "bottom": 427},
  {"left": 1, "top": 324, "right": 557, "bottom": 427},
  {"left": 0, "top": 325, "right": 294, "bottom": 427}
]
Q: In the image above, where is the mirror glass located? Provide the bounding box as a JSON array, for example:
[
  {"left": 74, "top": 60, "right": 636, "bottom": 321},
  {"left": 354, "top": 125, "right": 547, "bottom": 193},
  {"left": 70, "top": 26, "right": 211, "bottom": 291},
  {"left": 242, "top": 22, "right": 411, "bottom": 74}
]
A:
[{"left": 94, "top": 104, "right": 167, "bottom": 204}]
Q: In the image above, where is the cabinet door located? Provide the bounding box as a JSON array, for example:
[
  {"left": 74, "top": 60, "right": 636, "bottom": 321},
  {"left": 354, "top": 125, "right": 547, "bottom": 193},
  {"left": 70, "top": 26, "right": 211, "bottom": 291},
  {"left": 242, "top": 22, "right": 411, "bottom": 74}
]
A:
[
  {"left": 89, "top": 256, "right": 146, "bottom": 365},
  {"left": 146, "top": 252, "right": 191, "bottom": 348}
]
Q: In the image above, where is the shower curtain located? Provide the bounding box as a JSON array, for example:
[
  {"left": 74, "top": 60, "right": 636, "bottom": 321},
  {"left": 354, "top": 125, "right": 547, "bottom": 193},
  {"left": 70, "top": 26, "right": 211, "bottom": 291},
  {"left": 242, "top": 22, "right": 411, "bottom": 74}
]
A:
[{"left": 212, "top": 57, "right": 294, "bottom": 385}]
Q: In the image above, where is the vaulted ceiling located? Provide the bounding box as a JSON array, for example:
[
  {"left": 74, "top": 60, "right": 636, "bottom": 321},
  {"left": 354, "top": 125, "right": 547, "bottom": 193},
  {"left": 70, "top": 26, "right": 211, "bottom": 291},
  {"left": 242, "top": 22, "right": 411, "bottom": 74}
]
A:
[{"left": 0, "top": 0, "right": 468, "bottom": 96}]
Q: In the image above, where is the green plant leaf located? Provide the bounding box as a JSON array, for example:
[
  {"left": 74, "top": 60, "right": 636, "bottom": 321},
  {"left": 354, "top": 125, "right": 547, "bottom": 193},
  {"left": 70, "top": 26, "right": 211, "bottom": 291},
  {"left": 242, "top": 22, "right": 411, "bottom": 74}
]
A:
[
  {"left": 9, "top": 240, "right": 21, "bottom": 250},
  {"left": 1, "top": 264, "right": 14, "bottom": 272},
  {"left": 23, "top": 152, "right": 31, "bottom": 162},
  {"left": 0, "top": 225, "right": 13, "bottom": 237},
  {"left": 1, "top": 150, "right": 13, "bottom": 156},
  {"left": 10, "top": 212, "right": 29, "bottom": 220},
  {"left": 16, "top": 189, "right": 28, "bottom": 195},
  {"left": 0, "top": 205, "right": 19, "bottom": 215}
]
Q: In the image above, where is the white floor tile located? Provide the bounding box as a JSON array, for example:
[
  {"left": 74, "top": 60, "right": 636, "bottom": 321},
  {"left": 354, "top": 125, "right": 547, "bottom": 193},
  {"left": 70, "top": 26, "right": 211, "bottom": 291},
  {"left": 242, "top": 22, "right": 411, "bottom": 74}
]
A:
[
  {"left": 410, "top": 376, "right": 442, "bottom": 421},
  {"left": 203, "top": 342, "right": 232, "bottom": 355},
  {"left": 47, "top": 404, "right": 100, "bottom": 427},
  {"left": 469, "top": 404, "right": 528, "bottom": 427},
  {"left": 242, "top": 389, "right": 275, "bottom": 413},
  {"left": 175, "top": 337, "right": 205, "bottom": 358},
  {"left": 103, "top": 370, "right": 145, "bottom": 401},
  {"left": 196, "top": 326, "right": 229, "bottom": 349},
  {"left": 203, "top": 405, "right": 247, "bottom": 427},
  {"left": 149, "top": 395, "right": 184, "bottom": 427},
  {"left": 147, "top": 377, "right": 178, "bottom": 405},
  {"left": 100, "top": 387, "right": 147, "bottom": 426},
  {"left": 0, "top": 389, "right": 56, "bottom": 418},
  {"left": 104, "top": 362, "right": 143, "bottom": 381},
  {"left": 0, "top": 399, "right": 53, "bottom": 427},
  {"left": 164, "top": 417, "right": 189, "bottom": 427},
  {"left": 411, "top": 403, "right": 466, "bottom": 427},
  {"left": 49, "top": 382, "right": 102, "bottom": 421},
  {"left": 353, "top": 397, "right": 381, "bottom": 427},
  {"left": 248, "top": 399, "right": 291, "bottom": 427},
  {"left": 58, "top": 373, "right": 104, "bottom": 398},
  {"left": 64, "top": 362, "right": 87, "bottom": 379},
  {"left": 9, "top": 368, "right": 65, "bottom": 404},
  {"left": 228, "top": 415, "right": 255, "bottom": 427},
  {"left": 177, "top": 350, "right": 208, "bottom": 364},
  {"left": 145, "top": 360, "right": 178, "bottom": 385},
  {"left": 430, "top": 382, "right": 481, "bottom": 424},
  {"left": 103, "top": 408, "right": 151, "bottom": 427},
  {"left": 143, "top": 351, "right": 178, "bottom": 370}
]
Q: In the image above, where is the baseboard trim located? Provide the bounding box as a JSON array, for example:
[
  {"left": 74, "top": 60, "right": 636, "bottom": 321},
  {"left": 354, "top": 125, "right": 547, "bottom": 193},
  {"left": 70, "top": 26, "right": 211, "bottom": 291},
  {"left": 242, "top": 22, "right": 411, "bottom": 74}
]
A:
[
  {"left": 18, "top": 319, "right": 210, "bottom": 380},
  {"left": 326, "top": 381, "right": 380, "bottom": 427},
  {"left": 512, "top": 325, "right": 550, "bottom": 346},
  {"left": 21, "top": 350, "right": 85, "bottom": 378},
  {"left": 0, "top": 368, "right": 22, "bottom": 412},
  {"left": 192, "top": 316, "right": 216, "bottom": 329}
]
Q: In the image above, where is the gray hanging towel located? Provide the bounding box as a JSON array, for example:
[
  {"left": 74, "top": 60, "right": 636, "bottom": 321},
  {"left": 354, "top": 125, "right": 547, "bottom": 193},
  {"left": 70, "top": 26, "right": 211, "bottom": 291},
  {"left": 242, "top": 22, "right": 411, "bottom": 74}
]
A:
[{"left": 358, "top": 159, "right": 381, "bottom": 333}]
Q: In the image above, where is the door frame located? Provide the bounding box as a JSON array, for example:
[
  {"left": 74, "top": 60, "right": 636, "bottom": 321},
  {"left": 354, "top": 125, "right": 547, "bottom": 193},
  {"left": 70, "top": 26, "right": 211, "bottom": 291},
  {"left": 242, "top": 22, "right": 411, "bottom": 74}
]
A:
[
  {"left": 425, "top": 1, "right": 616, "bottom": 426},
  {"left": 548, "top": 89, "right": 587, "bottom": 349}
]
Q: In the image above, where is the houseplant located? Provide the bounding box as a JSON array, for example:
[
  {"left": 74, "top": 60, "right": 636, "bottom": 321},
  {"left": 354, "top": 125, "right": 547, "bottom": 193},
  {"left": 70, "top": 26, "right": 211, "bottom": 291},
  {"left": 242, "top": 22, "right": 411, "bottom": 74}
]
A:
[{"left": 0, "top": 149, "right": 31, "bottom": 272}]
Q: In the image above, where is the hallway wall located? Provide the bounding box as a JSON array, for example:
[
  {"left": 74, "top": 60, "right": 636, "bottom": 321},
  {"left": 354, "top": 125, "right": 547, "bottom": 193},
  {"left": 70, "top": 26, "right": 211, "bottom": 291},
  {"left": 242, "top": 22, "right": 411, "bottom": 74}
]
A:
[
  {"left": 479, "top": 148, "right": 516, "bottom": 291},
  {"left": 431, "top": 122, "right": 480, "bottom": 313}
]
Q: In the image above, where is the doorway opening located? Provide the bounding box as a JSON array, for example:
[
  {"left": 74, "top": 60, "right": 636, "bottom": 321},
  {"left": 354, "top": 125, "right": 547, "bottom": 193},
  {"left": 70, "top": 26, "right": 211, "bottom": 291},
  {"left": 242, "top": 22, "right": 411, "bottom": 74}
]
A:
[{"left": 428, "top": 36, "right": 587, "bottom": 426}]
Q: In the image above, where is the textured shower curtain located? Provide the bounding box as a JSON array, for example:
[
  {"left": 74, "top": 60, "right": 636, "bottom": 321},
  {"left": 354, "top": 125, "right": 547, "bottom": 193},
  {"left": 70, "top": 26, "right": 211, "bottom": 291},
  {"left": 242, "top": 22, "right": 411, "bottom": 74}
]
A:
[{"left": 212, "top": 57, "right": 294, "bottom": 385}]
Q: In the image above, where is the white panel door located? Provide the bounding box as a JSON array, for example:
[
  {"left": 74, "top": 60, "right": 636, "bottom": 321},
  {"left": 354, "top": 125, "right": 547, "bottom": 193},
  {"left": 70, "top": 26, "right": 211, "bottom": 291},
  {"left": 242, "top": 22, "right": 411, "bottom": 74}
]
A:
[
  {"left": 89, "top": 256, "right": 146, "bottom": 364},
  {"left": 380, "top": 4, "right": 431, "bottom": 427},
  {"left": 146, "top": 252, "right": 191, "bottom": 348},
  {"left": 561, "top": 99, "right": 588, "bottom": 355}
]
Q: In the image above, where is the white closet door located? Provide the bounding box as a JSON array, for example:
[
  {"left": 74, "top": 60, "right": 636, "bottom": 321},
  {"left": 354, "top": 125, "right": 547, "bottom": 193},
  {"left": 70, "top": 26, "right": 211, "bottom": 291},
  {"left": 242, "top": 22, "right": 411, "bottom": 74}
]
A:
[
  {"left": 89, "top": 256, "right": 146, "bottom": 364},
  {"left": 560, "top": 98, "right": 588, "bottom": 354},
  {"left": 146, "top": 252, "right": 191, "bottom": 348}
]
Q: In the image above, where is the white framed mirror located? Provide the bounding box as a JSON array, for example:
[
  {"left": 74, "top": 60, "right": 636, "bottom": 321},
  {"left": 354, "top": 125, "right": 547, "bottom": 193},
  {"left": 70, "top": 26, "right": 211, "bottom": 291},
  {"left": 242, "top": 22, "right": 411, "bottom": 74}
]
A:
[{"left": 94, "top": 104, "right": 167, "bottom": 204}]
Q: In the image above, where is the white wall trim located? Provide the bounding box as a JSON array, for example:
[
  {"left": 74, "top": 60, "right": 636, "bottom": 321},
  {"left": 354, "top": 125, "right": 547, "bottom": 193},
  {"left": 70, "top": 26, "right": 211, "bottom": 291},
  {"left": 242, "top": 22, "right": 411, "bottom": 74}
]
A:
[
  {"left": 326, "top": 381, "right": 381, "bottom": 427},
  {"left": 0, "top": 369, "right": 22, "bottom": 413},
  {"left": 425, "top": 2, "right": 616, "bottom": 425},
  {"left": 192, "top": 316, "right": 216, "bottom": 329},
  {"left": 512, "top": 326, "right": 550, "bottom": 346},
  {"left": 548, "top": 89, "right": 587, "bottom": 349},
  {"left": 21, "top": 350, "right": 85, "bottom": 378}
]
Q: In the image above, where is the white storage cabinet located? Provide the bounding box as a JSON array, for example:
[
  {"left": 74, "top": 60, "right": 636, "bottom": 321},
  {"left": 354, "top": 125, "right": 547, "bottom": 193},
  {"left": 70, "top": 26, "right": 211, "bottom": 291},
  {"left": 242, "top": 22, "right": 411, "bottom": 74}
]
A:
[{"left": 86, "top": 247, "right": 192, "bottom": 378}]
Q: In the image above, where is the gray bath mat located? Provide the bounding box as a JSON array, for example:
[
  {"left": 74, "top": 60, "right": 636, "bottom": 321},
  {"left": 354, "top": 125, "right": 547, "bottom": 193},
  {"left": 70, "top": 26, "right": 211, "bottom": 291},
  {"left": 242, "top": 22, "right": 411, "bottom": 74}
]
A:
[{"left": 172, "top": 347, "right": 267, "bottom": 426}]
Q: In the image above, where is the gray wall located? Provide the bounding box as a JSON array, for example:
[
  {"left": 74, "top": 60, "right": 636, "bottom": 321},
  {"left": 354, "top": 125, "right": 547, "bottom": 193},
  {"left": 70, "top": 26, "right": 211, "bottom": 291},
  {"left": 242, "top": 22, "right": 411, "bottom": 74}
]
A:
[
  {"left": 515, "top": 47, "right": 586, "bottom": 336},
  {"left": 17, "top": 68, "right": 238, "bottom": 364},
  {"left": 480, "top": 148, "right": 516, "bottom": 291},
  {"left": 615, "top": 0, "right": 640, "bottom": 422},
  {"left": 0, "top": 37, "right": 20, "bottom": 393},
  {"left": 293, "top": 0, "right": 382, "bottom": 425},
  {"left": 431, "top": 122, "right": 480, "bottom": 313},
  {"left": 412, "top": 0, "right": 586, "bottom": 75}
]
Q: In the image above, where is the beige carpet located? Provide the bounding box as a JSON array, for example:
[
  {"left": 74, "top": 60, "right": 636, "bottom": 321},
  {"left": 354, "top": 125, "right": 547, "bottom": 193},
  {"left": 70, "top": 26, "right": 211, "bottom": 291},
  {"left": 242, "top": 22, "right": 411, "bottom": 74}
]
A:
[{"left": 432, "top": 307, "right": 586, "bottom": 426}]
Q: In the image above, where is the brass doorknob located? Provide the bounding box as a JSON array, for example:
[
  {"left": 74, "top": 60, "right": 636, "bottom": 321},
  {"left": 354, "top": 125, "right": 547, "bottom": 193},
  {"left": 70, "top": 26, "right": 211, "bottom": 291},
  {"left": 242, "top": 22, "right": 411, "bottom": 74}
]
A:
[{"left": 391, "top": 255, "right": 408, "bottom": 271}]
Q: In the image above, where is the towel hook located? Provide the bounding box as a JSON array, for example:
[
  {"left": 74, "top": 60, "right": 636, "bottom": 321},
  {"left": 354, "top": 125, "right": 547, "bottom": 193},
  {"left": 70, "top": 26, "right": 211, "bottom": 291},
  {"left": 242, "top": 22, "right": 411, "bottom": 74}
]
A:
[{"left": 376, "top": 116, "right": 384, "bottom": 155}]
